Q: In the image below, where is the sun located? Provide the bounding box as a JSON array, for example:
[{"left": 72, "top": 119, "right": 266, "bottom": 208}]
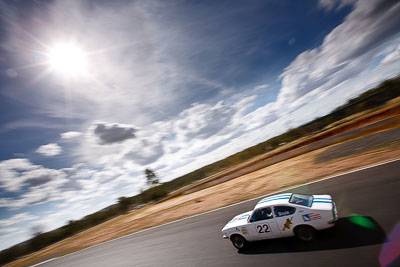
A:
[{"left": 48, "top": 43, "right": 87, "bottom": 77}]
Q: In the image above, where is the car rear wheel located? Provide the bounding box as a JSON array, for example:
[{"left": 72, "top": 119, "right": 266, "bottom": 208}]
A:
[
  {"left": 295, "top": 225, "right": 315, "bottom": 242},
  {"left": 231, "top": 235, "right": 247, "bottom": 249}
]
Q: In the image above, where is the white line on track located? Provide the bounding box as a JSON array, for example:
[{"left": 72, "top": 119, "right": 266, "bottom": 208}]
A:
[
  {"left": 35, "top": 157, "right": 400, "bottom": 266},
  {"left": 30, "top": 258, "right": 58, "bottom": 267}
]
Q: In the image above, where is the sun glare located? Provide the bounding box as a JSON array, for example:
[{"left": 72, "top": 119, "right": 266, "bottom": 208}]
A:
[{"left": 48, "top": 43, "right": 87, "bottom": 77}]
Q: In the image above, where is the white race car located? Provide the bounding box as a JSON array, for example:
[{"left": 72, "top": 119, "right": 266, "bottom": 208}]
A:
[{"left": 222, "top": 193, "right": 338, "bottom": 249}]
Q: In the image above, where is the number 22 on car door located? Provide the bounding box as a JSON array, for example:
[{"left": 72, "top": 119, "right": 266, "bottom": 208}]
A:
[
  {"left": 249, "top": 207, "right": 280, "bottom": 240},
  {"left": 255, "top": 223, "right": 271, "bottom": 234}
]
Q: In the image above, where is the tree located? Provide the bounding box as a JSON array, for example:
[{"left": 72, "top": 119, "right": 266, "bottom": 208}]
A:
[
  {"left": 31, "top": 225, "right": 44, "bottom": 237},
  {"left": 145, "top": 168, "right": 159, "bottom": 186},
  {"left": 118, "top": 197, "right": 130, "bottom": 213},
  {"left": 29, "top": 225, "right": 46, "bottom": 250}
]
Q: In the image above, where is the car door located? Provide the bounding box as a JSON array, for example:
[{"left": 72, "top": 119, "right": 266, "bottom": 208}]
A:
[
  {"left": 248, "top": 207, "right": 281, "bottom": 241},
  {"left": 273, "top": 205, "right": 297, "bottom": 237}
]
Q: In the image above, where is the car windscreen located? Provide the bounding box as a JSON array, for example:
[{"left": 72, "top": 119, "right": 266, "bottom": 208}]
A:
[{"left": 289, "top": 194, "right": 313, "bottom": 207}]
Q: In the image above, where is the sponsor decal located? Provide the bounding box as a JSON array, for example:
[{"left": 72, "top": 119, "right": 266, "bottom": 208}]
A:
[
  {"left": 302, "top": 213, "right": 322, "bottom": 222},
  {"left": 241, "top": 227, "right": 248, "bottom": 235},
  {"left": 282, "top": 217, "right": 293, "bottom": 231},
  {"left": 277, "top": 211, "right": 291, "bottom": 216}
]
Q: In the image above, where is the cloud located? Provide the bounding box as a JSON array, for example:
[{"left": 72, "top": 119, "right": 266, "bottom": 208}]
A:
[
  {"left": 76, "top": 97, "right": 256, "bottom": 171},
  {"left": 0, "top": 156, "right": 144, "bottom": 213},
  {"left": 60, "top": 131, "right": 83, "bottom": 139},
  {"left": 173, "top": 101, "right": 236, "bottom": 140},
  {"left": 318, "top": 0, "right": 357, "bottom": 11},
  {"left": 0, "top": 213, "right": 38, "bottom": 228},
  {"left": 0, "top": 158, "right": 96, "bottom": 212},
  {"left": 78, "top": 98, "right": 255, "bottom": 168},
  {"left": 36, "top": 143, "right": 62, "bottom": 156},
  {"left": 0, "top": 120, "right": 65, "bottom": 134},
  {"left": 253, "top": 84, "right": 269, "bottom": 91},
  {"left": 124, "top": 136, "right": 165, "bottom": 166},
  {"left": 381, "top": 44, "right": 400, "bottom": 64},
  {"left": 0, "top": 227, "right": 19, "bottom": 235},
  {"left": 278, "top": 0, "right": 400, "bottom": 105},
  {"left": 0, "top": 158, "right": 68, "bottom": 193},
  {"left": 90, "top": 122, "right": 137, "bottom": 145},
  {"left": 79, "top": 121, "right": 167, "bottom": 166}
]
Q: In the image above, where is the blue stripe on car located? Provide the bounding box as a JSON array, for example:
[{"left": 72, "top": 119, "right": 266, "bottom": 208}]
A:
[
  {"left": 258, "top": 196, "right": 291, "bottom": 203},
  {"left": 264, "top": 194, "right": 291, "bottom": 198},
  {"left": 260, "top": 194, "right": 291, "bottom": 200},
  {"left": 257, "top": 197, "right": 290, "bottom": 204},
  {"left": 258, "top": 194, "right": 291, "bottom": 203}
]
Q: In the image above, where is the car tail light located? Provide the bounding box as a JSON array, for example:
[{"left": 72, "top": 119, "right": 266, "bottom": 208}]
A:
[{"left": 328, "top": 202, "right": 338, "bottom": 224}]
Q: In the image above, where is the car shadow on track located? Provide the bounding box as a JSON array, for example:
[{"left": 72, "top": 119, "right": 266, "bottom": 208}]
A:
[{"left": 239, "top": 216, "right": 386, "bottom": 254}]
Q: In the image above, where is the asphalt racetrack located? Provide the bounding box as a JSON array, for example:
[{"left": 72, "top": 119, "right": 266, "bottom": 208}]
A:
[{"left": 39, "top": 159, "right": 400, "bottom": 267}]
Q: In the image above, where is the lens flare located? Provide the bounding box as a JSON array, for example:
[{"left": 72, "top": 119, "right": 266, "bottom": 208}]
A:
[
  {"left": 348, "top": 214, "right": 377, "bottom": 229},
  {"left": 379, "top": 222, "right": 400, "bottom": 267}
]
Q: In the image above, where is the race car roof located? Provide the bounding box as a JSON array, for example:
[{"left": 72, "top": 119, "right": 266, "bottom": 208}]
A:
[{"left": 254, "top": 193, "right": 292, "bottom": 209}]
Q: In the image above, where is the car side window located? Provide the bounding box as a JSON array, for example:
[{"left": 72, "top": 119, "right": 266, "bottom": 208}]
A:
[
  {"left": 274, "top": 206, "right": 296, "bottom": 217},
  {"left": 250, "top": 207, "right": 273, "bottom": 222}
]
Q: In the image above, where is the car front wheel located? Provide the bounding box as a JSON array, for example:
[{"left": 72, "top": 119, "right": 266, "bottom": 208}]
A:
[
  {"left": 231, "top": 235, "right": 247, "bottom": 249},
  {"left": 294, "top": 225, "right": 315, "bottom": 242}
]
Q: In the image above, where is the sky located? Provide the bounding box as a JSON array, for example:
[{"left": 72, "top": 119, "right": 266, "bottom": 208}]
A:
[{"left": 0, "top": 0, "right": 399, "bottom": 250}]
